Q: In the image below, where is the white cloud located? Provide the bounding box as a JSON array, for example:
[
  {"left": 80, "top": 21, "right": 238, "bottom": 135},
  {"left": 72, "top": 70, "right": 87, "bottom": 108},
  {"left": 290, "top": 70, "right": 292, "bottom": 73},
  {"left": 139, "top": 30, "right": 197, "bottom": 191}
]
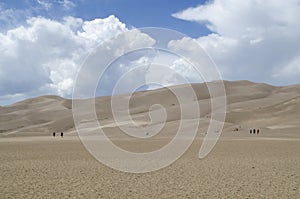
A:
[
  {"left": 0, "top": 17, "right": 82, "bottom": 96},
  {"left": 78, "top": 15, "right": 128, "bottom": 49},
  {"left": 36, "top": 0, "right": 52, "bottom": 10},
  {"left": 0, "top": 5, "right": 31, "bottom": 30},
  {"left": 169, "top": 58, "right": 201, "bottom": 82},
  {"left": 77, "top": 29, "right": 156, "bottom": 97},
  {"left": 59, "top": 0, "right": 76, "bottom": 10},
  {"left": 144, "top": 49, "right": 204, "bottom": 88},
  {"left": 168, "top": 37, "right": 222, "bottom": 82},
  {"left": 4, "top": 0, "right": 300, "bottom": 106},
  {"left": 273, "top": 56, "right": 300, "bottom": 80},
  {"left": 0, "top": 15, "right": 136, "bottom": 105},
  {"left": 173, "top": 0, "right": 300, "bottom": 85}
]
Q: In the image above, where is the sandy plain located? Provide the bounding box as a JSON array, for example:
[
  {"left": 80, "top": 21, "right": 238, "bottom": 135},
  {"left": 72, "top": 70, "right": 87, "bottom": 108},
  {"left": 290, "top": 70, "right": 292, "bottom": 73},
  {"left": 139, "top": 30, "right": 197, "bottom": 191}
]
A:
[{"left": 0, "top": 134, "right": 299, "bottom": 198}]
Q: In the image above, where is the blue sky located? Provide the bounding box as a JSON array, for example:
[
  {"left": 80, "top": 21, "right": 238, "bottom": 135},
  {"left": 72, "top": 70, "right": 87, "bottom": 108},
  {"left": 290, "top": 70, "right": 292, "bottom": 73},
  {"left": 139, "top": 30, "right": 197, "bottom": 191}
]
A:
[
  {"left": 0, "top": 0, "right": 210, "bottom": 37},
  {"left": 0, "top": 0, "right": 300, "bottom": 105}
]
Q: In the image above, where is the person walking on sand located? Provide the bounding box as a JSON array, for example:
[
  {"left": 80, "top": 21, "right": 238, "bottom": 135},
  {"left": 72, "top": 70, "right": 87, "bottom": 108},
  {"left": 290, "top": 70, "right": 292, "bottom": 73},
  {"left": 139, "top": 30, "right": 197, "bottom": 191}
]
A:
[
  {"left": 53, "top": 132, "right": 56, "bottom": 137},
  {"left": 250, "top": 129, "right": 252, "bottom": 134},
  {"left": 257, "top": 129, "right": 260, "bottom": 134},
  {"left": 61, "top": 132, "right": 63, "bottom": 138},
  {"left": 253, "top": 129, "right": 256, "bottom": 134}
]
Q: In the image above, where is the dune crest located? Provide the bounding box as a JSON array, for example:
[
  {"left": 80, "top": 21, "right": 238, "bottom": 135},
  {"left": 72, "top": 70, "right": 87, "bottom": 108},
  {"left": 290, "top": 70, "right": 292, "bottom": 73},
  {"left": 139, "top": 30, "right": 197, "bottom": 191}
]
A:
[{"left": 0, "top": 80, "right": 299, "bottom": 137}]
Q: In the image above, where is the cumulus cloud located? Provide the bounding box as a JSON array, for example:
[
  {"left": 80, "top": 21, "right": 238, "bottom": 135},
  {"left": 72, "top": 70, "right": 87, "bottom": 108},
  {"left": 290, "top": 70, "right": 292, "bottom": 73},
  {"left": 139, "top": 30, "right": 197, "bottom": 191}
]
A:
[
  {"left": 78, "top": 29, "right": 156, "bottom": 98},
  {"left": 7, "top": 0, "right": 300, "bottom": 105},
  {"left": 168, "top": 37, "right": 222, "bottom": 82},
  {"left": 0, "top": 17, "right": 82, "bottom": 96},
  {"left": 173, "top": 0, "right": 300, "bottom": 85},
  {"left": 1, "top": 11, "right": 210, "bottom": 106},
  {"left": 145, "top": 62, "right": 198, "bottom": 90},
  {"left": 78, "top": 15, "right": 127, "bottom": 48},
  {"left": 0, "top": 15, "right": 132, "bottom": 105}
]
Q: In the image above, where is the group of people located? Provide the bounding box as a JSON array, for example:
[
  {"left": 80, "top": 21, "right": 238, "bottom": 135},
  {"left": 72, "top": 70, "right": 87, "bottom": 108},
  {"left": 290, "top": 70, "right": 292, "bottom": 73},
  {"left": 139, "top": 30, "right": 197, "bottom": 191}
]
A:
[
  {"left": 53, "top": 132, "right": 64, "bottom": 137},
  {"left": 250, "top": 129, "right": 260, "bottom": 134}
]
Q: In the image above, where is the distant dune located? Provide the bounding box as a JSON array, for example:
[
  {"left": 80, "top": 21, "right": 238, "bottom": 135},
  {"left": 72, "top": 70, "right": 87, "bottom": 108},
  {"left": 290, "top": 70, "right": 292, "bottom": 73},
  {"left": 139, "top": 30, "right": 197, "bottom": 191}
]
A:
[{"left": 1, "top": 80, "right": 300, "bottom": 137}]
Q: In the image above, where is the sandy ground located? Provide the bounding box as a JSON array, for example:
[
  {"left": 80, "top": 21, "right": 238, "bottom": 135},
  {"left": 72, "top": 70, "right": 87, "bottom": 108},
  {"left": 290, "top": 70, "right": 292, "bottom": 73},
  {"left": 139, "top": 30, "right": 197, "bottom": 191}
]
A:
[{"left": 0, "top": 134, "right": 299, "bottom": 198}]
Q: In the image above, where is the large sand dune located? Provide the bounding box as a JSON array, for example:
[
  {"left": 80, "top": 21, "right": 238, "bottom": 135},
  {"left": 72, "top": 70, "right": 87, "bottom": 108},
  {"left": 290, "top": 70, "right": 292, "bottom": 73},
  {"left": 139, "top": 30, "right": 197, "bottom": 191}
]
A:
[{"left": 0, "top": 80, "right": 300, "bottom": 137}]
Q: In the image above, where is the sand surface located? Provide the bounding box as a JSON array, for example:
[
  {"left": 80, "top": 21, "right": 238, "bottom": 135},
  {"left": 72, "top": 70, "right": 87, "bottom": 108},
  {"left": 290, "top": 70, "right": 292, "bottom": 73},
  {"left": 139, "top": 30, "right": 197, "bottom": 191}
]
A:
[
  {"left": 0, "top": 134, "right": 299, "bottom": 198},
  {"left": 1, "top": 80, "right": 300, "bottom": 137}
]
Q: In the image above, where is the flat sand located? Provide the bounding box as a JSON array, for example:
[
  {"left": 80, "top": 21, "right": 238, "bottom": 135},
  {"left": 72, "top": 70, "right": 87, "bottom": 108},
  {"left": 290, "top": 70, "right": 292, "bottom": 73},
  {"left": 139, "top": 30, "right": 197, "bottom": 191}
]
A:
[{"left": 0, "top": 134, "right": 299, "bottom": 198}]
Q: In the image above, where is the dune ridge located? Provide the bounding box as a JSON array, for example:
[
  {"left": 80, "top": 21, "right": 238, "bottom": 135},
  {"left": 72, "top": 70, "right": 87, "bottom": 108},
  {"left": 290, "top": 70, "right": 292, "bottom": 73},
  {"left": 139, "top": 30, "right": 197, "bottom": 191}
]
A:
[{"left": 0, "top": 80, "right": 299, "bottom": 137}]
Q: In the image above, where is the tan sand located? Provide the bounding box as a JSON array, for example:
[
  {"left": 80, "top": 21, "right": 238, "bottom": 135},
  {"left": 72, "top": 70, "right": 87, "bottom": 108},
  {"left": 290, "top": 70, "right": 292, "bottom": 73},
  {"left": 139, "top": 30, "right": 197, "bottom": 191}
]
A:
[
  {"left": 0, "top": 134, "right": 299, "bottom": 198},
  {"left": 1, "top": 80, "right": 300, "bottom": 136}
]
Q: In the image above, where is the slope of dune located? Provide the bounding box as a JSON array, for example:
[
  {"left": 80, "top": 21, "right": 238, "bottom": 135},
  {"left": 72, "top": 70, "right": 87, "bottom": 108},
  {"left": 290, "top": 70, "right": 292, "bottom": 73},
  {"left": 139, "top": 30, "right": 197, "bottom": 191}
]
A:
[
  {"left": 0, "top": 80, "right": 299, "bottom": 137},
  {"left": 0, "top": 96, "right": 73, "bottom": 135}
]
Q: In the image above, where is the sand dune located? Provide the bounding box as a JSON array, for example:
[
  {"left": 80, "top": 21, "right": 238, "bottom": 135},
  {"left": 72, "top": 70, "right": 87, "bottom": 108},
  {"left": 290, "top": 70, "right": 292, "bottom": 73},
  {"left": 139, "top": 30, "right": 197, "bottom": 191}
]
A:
[{"left": 0, "top": 80, "right": 299, "bottom": 137}]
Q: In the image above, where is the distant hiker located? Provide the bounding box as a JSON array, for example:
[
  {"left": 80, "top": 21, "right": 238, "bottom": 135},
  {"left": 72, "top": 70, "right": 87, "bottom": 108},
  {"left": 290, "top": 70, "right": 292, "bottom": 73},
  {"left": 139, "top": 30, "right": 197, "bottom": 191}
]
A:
[
  {"left": 253, "top": 129, "right": 256, "bottom": 134},
  {"left": 61, "top": 132, "right": 63, "bottom": 137},
  {"left": 257, "top": 129, "right": 260, "bottom": 134},
  {"left": 250, "top": 129, "right": 252, "bottom": 134},
  {"left": 53, "top": 132, "right": 56, "bottom": 137}
]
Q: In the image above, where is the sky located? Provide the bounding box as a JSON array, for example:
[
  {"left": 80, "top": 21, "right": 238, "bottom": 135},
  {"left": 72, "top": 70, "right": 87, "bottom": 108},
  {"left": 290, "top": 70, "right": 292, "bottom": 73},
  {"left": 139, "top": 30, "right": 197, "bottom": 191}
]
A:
[{"left": 0, "top": 0, "right": 300, "bottom": 105}]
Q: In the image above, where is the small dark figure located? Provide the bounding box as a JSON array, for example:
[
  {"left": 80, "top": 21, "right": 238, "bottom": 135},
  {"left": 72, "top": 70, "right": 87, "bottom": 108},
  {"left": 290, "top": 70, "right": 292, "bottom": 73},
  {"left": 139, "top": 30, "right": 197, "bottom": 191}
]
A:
[
  {"left": 53, "top": 132, "right": 56, "bottom": 137},
  {"left": 250, "top": 129, "right": 252, "bottom": 134},
  {"left": 257, "top": 129, "right": 260, "bottom": 134},
  {"left": 253, "top": 129, "right": 256, "bottom": 134},
  {"left": 61, "top": 132, "right": 63, "bottom": 137}
]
